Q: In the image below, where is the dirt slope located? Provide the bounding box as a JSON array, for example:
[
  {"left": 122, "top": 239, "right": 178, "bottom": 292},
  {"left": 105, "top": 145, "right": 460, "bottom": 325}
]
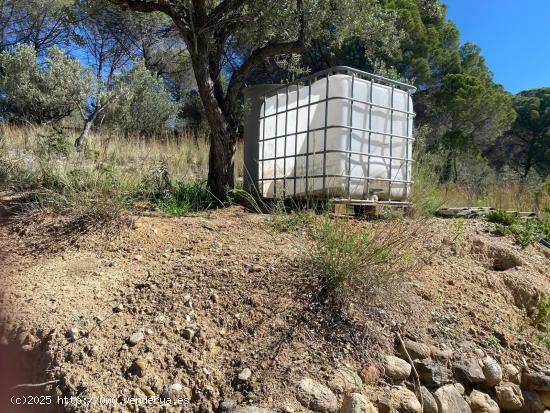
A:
[{"left": 0, "top": 197, "right": 549, "bottom": 413}]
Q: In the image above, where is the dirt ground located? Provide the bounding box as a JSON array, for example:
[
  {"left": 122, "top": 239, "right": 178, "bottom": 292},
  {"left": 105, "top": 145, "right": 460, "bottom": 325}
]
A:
[{"left": 0, "top": 193, "right": 549, "bottom": 412}]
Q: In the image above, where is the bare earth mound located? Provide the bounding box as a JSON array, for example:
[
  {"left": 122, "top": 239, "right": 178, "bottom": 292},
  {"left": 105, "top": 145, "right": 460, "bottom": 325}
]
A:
[{"left": 1, "top": 196, "right": 549, "bottom": 413}]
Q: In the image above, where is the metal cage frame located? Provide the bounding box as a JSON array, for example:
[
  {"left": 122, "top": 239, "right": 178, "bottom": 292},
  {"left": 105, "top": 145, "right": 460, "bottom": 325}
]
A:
[{"left": 257, "top": 66, "right": 416, "bottom": 205}]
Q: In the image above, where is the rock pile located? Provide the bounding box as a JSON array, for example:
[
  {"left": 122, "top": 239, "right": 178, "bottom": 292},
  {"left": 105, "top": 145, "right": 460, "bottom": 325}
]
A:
[{"left": 240, "top": 338, "right": 550, "bottom": 413}]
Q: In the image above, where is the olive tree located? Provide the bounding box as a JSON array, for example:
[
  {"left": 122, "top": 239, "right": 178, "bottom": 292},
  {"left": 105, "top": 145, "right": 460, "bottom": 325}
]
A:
[
  {"left": 109, "top": 0, "right": 400, "bottom": 200},
  {"left": 0, "top": 44, "right": 91, "bottom": 123},
  {"left": 100, "top": 60, "right": 178, "bottom": 135}
]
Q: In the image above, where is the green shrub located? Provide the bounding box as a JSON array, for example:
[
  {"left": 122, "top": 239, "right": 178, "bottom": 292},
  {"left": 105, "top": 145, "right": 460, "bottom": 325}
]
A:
[
  {"left": 37, "top": 126, "right": 72, "bottom": 158},
  {"left": 411, "top": 154, "right": 444, "bottom": 216},
  {"left": 311, "top": 218, "right": 417, "bottom": 307},
  {"left": 532, "top": 295, "right": 550, "bottom": 331},
  {"left": 531, "top": 295, "right": 550, "bottom": 349},
  {"left": 514, "top": 219, "right": 540, "bottom": 248},
  {"left": 152, "top": 181, "right": 213, "bottom": 215},
  {"left": 486, "top": 209, "right": 520, "bottom": 226},
  {"left": 272, "top": 208, "right": 315, "bottom": 232}
]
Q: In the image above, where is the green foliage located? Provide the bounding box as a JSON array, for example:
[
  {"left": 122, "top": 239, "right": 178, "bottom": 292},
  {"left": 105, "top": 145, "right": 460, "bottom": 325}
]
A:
[
  {"left": 37, "top": 126, "right": 71, "bottom": 158},
  {"left": 484, "top": 335, "right": 504, "bottom": 352},
  {"left": 499, "top": 88, "right": 550, "bottom": 178},
  {"left": 0, "top": 45, "right": 90, "bottom": 123},
  {"left": 431, "top": 310, "right": 459, "bottom": 335},
  {"left": 313, "top": 218, "right": 388, "bottom": 295},
  {"left": 450, "top": 218, "right": 465, "bottom": 254},
  {"left": 486, "top": 209, "right": 520, "bottom": 226},
  {"left": 514, "top": 219, "right": 540, "bottom": 248},
  {"left": 488, "top": 209, "right": 550, "bottom": 248},
  {"left": 271, "top": 205, "right": 315, "bottom": 233},
  {"left": 531, "top": 295, "right": 550, "bottom": 349},
  {"left": 102, "top": 60, "right": 178, "bottom": 135},
  {"left": 431, "top": 74, "right": 515, "bottom": 149},
  {"left": 310, "top": 218, "right": 417, "bottom": 309},
  {"left": 411, "top": 152, "right": 444, "bottom": 216},
  {"left": 152, "top": 181, "right": 213, "bottom": 215}
]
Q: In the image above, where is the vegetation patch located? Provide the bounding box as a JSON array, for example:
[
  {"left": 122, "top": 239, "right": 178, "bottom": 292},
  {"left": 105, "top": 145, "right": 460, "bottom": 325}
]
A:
[
  {"left": 152, "top": 181, "right": 214, "bottom": 216},
  {"left": 488, "top": 209, "right": 550, "bottom": 248},
  {"left": 311, "top": 217, "right": 419, "bottom": 311},
  {"left": 531, "top": 295, "right": 550, "bottom": 349}
]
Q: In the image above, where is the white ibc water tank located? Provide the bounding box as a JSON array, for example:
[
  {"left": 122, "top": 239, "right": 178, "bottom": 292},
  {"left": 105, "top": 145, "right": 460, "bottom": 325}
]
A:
[{"left": 251, "top": 69, "right": 415, "bottom": 201}]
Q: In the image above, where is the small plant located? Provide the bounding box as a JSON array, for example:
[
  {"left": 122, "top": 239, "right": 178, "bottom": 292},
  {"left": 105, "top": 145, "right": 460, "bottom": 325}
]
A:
[
  {"left": 487, "top": 209, "right": 549, "bottom": 248},
  {"left": 514, "top": 219, "right": 539, "bottom": 248},
  {"left": 486, "top": 209, "right": 520, "bottom": 226},
  {"left": 152, "top": 180, "right": 213, "bottom": 215},
  {"left": 450, "top": 218, "right": 465, "bottom": 255},
  {"left": 530, "top": 295, "right": 550, "bottom": 349},
  {"left": 484, "top": 334, "right": 504, "bottom": 351},
  {"left": 431, "top": 310, "right": 459, "bottom": 335},
  {"left": 311, "top": 218, "right": 418, "bottom": 308},
  {"left": 37, "top": 126, "right": 71, "bottom": 158},
  {"left": 532, "top": 295, "right": 550, "bottom": 331},
  {"left": 271, "top": 202, "right": 315, "bottom": 232}
]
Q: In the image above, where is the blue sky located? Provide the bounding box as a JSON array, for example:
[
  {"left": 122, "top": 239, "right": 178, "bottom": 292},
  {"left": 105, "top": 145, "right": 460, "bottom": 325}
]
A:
[{"left": 444, "top": 0, "right": 550, "bottom": 94}]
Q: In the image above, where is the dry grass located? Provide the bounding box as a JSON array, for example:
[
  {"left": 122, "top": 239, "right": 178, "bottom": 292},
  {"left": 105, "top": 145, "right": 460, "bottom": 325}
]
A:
[
  {"left": 0, "top": 124, "right": 244, "bottom": 201},
  {"left": 0, "top": 124, "right": 244, "bottom": 244},
  {"left": 440, "top": 182, "right": 548, "bottom": 212}
]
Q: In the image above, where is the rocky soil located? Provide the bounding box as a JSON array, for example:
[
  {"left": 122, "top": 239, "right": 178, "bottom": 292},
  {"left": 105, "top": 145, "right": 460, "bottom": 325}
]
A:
[{"left": 0, "top": 192, "right": 549, "bottom": 413}]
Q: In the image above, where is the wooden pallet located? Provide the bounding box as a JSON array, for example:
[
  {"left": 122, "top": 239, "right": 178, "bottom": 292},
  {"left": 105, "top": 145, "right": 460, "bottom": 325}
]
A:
[
  {"left": 436, "top": 207, "right": 537, "bottom": 218},
  {"left": 331, "top": 199, "right": 413, "bottom": 218}
]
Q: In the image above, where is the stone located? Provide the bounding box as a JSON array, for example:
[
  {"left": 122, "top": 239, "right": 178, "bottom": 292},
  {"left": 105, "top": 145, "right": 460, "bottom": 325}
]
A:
[
  {"left": 238, "top": 368, "right": 252, "bottom": 381},
  {"left": 389, "top": 387, "right": 421, "bottom": 413},
  {"left": 233, "top": 407, "right": 276, "bottom": 413},
  {"left": 454, "top": 358, "right": 486, "bottom": 383},
  {"left": 219, "top": 400, "right": 237, "bottom": 412},
  {"left": 361, "top": 366, "right": 381, "bottom": 385},
  {"left": 430, "top": 347, "right": 453, "bottom": 363},
  {"left": 140, "top": 386, "right": 155, "bottom": 397},
  {"left": 503, "top": 364, "right": 521, "bottom": 385},
  {"left": 495, "top": 382, "right": 523, "bottom": 411},
  {"left": 168, "top": 383, "right": 183, "bottom": 393},
  {"left": 383, "top": 356, "right": 412, "bottom": 381},
  {"left": 297, "top": 378, "right": 338, "bottom": 413},
  {"left": 114, "top": 304, "right": 125, "bottom": 313},
  {"left": 523, "top": 372, "right": 550, "bottom": 391},
  {"left": 181, "top": 328, "right": 195, "bottom": 340},
  {"left": 66, "top": 327, "right": 80, "bottom": 341},
  {"left": 128, "top": 331, "right": 144, "bottom": 346},
  {"left": 454, "top": 383, "right": 465, "bottom": 395},
  {"left": 482, "top": 356, "right": 502, "bottom": 387},
  {"left": 130, "top": 357, "right": 147, "bottom": 377},
  {"left": 420, "top": 386, "right": 438, "bottom": 413},
  {"left": 414, "top": 360, "right": 453, "bottom": 388},
  {"left": 469, "top": 390, "right": 499, "bottom": 413},
  {"left": 328, "top": 366, "right": 363, "bottom": 394},
  {"left": 541, "top": 392, "right": 550, "bottom": 408},
  {"left": 434, "top": 384, "right": 471, "bottom": 413},
  {"left": 521, "top": 389, "right": 545, "bottom": 413},
  {"left": 340, "top": 393, "right": 378, "bottom": 413},
  {"left": 398, "top": 340, "right": 432, "bottom": 360}
]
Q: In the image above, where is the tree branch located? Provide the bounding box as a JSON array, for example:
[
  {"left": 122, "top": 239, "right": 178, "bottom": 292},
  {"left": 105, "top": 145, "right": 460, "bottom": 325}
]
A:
[
  {"left": 109, "top": 0, "right": 193, "bottom": 42},
  {"left": 223, "top": 0, "right": 305, "bottom": 116},
  {"left": 207, "top": 0, "right": 248, "bottom": 26}
]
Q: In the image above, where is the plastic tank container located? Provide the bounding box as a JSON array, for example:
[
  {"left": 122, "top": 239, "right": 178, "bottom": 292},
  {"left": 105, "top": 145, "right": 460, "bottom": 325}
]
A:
[{"left": 251, "top": 67, "right": 415, "bottom": 202}]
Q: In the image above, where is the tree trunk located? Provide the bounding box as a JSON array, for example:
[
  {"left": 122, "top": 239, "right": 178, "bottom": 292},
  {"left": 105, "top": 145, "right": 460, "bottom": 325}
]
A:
[
  {"left": 207, "top": 129, "right": 235, "bottom": 201},
  {"left": 75, "top": 116, "right": 94, "bottom": 148},
  {"left": 189, "top": 41, "right": 235, "bottom": 202}
]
